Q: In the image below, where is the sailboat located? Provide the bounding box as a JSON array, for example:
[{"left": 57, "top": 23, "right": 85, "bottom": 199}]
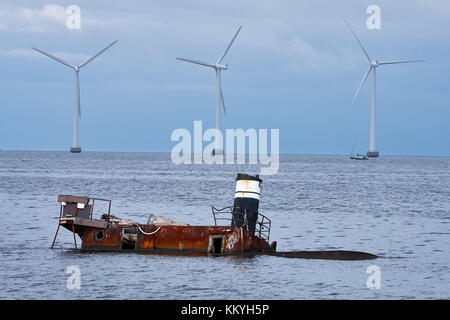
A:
[{"left": 350, "top": 137, "right": 368, "bottom": 160}]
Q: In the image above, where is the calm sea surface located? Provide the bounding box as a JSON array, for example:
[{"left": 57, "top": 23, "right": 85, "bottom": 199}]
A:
[{"left": 0, "top": 151, "right": 449, "bottom": 299}]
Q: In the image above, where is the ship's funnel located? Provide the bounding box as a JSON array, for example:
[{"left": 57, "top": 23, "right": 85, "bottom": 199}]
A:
[{"left": 232, "top": 173, "right": 262, "bottom": 234}]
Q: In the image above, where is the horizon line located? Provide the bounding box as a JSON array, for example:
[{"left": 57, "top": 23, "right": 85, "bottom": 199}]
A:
[{"left": 0, "top": 149, "right": 449, "bottom": 158}]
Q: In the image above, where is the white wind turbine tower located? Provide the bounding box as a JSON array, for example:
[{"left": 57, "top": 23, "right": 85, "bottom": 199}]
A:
[
  {"left": 32, "top": 41, "right": 118, "bottom": 153},
  {"left": 345, "top": 21, "right": 425, "bottom": 158},
  {"left": 177, "top": 26, "right": 242, "bottom": 155}
]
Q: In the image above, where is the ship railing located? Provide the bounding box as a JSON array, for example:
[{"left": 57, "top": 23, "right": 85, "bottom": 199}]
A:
[
  {"left": 58, "top": 196, "right": 112, "bottom": 222},
  {"left": 89, "top": 197, "right": 112, "bottom": 222},
  {"left": 211, "top": 206, "right": 271, "bottom": 243}
]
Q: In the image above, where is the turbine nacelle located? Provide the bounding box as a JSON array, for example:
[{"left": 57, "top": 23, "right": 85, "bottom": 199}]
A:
[{"left": 214, "top": 63, "right": 228, "bottom": 70}]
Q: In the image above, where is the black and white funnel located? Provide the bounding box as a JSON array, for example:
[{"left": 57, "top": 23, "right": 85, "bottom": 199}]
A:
[{"left": 232, "top": 173, "right": 262, "bottom": 234}]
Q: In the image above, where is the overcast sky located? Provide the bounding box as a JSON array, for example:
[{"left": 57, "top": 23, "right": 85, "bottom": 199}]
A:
[{"left": 0, "top": 0, "right": 449, "bottom": 155}]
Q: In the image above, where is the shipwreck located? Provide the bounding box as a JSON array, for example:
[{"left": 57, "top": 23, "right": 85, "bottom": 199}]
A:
[{"left": 51, "top": 173, "right": 377, "bottom": 260}]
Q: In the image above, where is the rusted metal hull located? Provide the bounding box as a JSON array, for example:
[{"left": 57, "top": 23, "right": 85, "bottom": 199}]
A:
[
  {"left": 64, "top": 223, "right": 274, "bottom": 255},
  {"left": 54, "top": 194, "right": 275, "bottom": 255},
  {"left": 53, "top": 194, "right": 378, "bottom": 260}
]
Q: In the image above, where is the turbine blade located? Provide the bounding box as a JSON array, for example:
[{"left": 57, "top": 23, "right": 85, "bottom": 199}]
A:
[
  {"left": 349, "top": 66, "right": 372, "bottom": 110},
  {"left": 78, "top": 40, "right": 118, "bottom": 69},
  {"left": 216, "top": 26, "right": 242, "bottom": 64},
  {"left": 176, "top": 57, "right": 215, "bottom": 68},
  {"left": 31, "top": 47, "right": 75, "bottom": 69},
  {"left": 220, "top": 84, "right": 226, "bottom": 115},
  {"left": 216, "top": 69, "right": 226, "bottom": 115},
  {"left": 378, "top": 60, "right": 426, "bottom": 65},
  {"left": 344, "top": 20, "right": 372, "bottom": 62}
]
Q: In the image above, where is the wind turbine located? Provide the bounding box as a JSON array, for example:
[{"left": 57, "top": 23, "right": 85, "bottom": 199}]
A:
[
  {"left": 177, "top": 26, "right": 242, "bottom": 155},
  {"left": 345, "top": 20, "right": 425, "bottom": 158},
  {"left": 32, "top": 41, "right": 118, "bottom": 153}
]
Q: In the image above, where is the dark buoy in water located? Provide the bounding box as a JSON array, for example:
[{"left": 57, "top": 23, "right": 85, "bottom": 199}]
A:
[{"left": 231, "top": 173, "right": 262, "bottom": 234}]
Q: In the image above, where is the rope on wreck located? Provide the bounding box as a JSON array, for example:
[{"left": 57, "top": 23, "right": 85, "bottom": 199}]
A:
[{"left": 136, "top": 225, "right": 161, "bottom": 235}]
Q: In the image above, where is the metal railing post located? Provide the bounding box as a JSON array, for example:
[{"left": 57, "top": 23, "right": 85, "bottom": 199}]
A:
[{"left": 90, "top": 198, "right": 95, "bottom": 219}]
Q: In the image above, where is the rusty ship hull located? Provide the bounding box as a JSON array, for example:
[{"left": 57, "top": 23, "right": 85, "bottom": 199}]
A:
[
  {"left": 60, "top": 222, "right": 274, "bottom": 255},
  {"left": 52, "top": 174, "right": 378, "bottom": 260},
  {"left": 53, "top": 185, "right": 275, "bottom": 256}
]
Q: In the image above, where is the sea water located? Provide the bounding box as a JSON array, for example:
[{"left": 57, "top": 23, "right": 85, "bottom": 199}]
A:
[{"left": 0, "top": 151, "right": 449, "bottom": 299}]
